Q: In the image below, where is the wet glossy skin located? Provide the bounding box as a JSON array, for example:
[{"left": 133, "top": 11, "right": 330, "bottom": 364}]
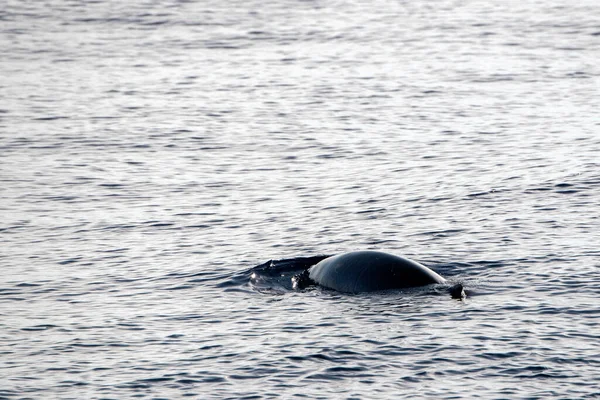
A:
[{"left": 308, "top": 251, "right": 446, "bottom": 293}]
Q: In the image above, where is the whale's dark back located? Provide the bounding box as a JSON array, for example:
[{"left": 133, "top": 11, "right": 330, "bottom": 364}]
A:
[{"left": 308, "top": 250, "right": 446, "bottom": 293}]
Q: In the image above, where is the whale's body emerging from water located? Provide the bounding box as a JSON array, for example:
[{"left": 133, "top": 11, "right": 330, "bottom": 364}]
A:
[{"left": 307, "top": 250, "right": 446, "bottom": 293}]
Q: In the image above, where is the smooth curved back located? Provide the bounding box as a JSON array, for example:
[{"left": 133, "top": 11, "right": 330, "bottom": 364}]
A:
[{"left": 309, "top": 250, "right": 446, "bottom": 293}]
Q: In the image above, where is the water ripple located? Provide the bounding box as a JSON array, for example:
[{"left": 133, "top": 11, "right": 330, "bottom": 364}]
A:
[{"left": 2, "top": 0, "right": 600, "bottom": 398}]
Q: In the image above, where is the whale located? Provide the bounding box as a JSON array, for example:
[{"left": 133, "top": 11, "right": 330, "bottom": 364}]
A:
[{"left": 292, "top": 250, "right": 465, "bottom": 298}]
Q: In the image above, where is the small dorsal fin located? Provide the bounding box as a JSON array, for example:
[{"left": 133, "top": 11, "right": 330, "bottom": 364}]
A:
[{"left": 449, "top": 283, "right": 466, "bottom": 299}]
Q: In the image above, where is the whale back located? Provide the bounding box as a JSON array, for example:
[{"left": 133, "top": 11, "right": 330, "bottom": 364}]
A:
[{"left": 308, "top": 250, "right": 446, "bottom": 293}]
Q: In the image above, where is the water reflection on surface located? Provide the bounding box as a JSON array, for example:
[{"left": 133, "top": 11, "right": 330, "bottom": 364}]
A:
[{"left": 1, "top": 0, "right": 600, "bottom": 398}]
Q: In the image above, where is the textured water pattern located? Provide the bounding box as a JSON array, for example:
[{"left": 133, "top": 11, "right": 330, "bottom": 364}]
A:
[{"left": 2, "top": 0, "right": 600, "bottom": 398}]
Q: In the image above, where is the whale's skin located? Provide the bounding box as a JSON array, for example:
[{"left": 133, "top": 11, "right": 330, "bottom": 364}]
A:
[{"left": 308, "top": 250, "right": 446, "bottom": 293}]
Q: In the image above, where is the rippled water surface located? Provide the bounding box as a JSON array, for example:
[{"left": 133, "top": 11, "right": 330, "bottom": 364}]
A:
[{"left": 2, "top": 0, "right": 600, "bottom": 398}]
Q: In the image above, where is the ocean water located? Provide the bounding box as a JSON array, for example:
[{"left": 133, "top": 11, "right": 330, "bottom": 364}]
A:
[{"left": 1, "top": 0, "right": 600, "bottom": 398}]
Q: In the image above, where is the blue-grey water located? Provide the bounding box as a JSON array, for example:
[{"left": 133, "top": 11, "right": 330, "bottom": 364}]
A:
[{"left": 2, "top": 0, "right": 600, "bottom": 398}]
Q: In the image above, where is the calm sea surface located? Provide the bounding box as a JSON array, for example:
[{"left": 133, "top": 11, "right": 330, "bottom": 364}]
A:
[{"left": 1, "top": 0, "right": 600, "bottom": 398}]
